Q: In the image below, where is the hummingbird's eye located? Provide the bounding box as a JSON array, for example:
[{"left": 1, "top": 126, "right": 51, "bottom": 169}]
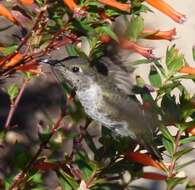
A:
[{"left": 72, "top": 66, "right": 80, "bottom": 73}]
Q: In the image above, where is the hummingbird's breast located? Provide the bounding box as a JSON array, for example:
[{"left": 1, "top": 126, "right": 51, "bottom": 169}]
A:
[{"left": 76, "top": 83, "right": 135, "bottom": 137}]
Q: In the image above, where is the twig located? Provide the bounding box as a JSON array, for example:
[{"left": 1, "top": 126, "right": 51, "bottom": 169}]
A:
[
  {"left": 168, "top": 130, "right": 182, "bottom": 177},
  {"left": 4, "top": 78, "right": 30, "bottom": 129},
  {"left": 0, "top": 6, "right": 47, "bottom": 77},
  {"left": 8, "top": 114, "right": 65, "bottom": 190}
]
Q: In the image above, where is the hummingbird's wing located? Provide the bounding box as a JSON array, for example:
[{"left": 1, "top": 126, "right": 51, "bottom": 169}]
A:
[
  {"left": 99, "top": 55, "right": 134, "bottom": 95},
  {"left": 98, "top": 39, "right": 135, "bottom": 95},
  {"left": 101, "top": 91, "right": 161, "bottom": 159}
]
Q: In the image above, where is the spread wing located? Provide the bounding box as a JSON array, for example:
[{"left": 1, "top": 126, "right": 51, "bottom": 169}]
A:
[{"left": 98, "top": 42, "right": 135, "bottom": 95}]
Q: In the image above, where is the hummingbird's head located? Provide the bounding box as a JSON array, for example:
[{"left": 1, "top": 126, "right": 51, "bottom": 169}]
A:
[{"left": 44, "top": 56, "right": 96, "bottom": 90}]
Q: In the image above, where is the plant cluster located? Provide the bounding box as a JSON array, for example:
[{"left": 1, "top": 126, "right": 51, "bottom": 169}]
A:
[{"left": 0, "top": 0, "right": 195, "bottom": 189}]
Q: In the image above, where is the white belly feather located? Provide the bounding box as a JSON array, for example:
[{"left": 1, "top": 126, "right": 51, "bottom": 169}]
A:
[{"left": 76, "top": 84, "right": 135, "bottom": 137}]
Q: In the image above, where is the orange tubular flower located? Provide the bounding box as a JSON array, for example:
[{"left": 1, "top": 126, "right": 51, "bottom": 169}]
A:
[
  {"left": 186, "top": 127, "right": 195, "bottom": 136},
  {"left": 119, "top": 38, "right": 156, "bottom": 59},
  {"left": 17, "top": 62, "right": 42, "bottom": 75},
  {"left": 125, "top": 152, "right": 163, "bottom": 170},
  {"left": 63, "top": 0, "right": 78, "bottom": 12},
  {"left": 145, "top": 0, "right": 185, "bottom": 23},
  {"left": 179, "top": 66, "right": 195, "bottom": 75},
  {"left": 3, "top": 53, "right": 24, "bottom": 68},
  {"left": 0, "top": 4, "right": 16, "bottom": 23},
  {"left": 98, "top": 0, "right": 131, "bottom": 12},
  {"left": 99, "top": 35, "right": 112, "bottom": 43},
  {"left": 19, "top": 0, "right": 34, "bottom": 5},
  {"left": 142, "top": 28, "right": 176, "bottom": 41}
]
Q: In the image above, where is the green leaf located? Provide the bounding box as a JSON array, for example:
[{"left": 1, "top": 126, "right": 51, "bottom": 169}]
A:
[
  {"left": 91, "top": 183, "right": 124, "bottom": 190},
  {"left": 30, "top": 173, "right": 43, "bottom": 183},
  {"left": 84, "top": 132, "right": 98, "bottom": 155},
  {"left": 58, "top": 169, "right": 79, "bottom": 190},
  {"left": 172, "top": 74, "right": 195, "bottom": 80},
  {"left": 0, "top": 45, "right": 17, "bottom": 56},
  {"left": 13, "top": 148, "right": 31, "bottom": 169},
  {"left": 73, "top": 19, "right": 94, "bottom": 34},
  {"left": 158, "top": 82, "right": 180, "bottom": 97},
  {"left": 75, "top": 151, "right": 97, "bottom": 181},
  {"left": 162, "top": 136, "right": 174, "bottom": 156},
  {"left": 186, "top": 180, "right": 195, "bottom": 190},
  {"left": 131, "top": 59, "right": 152, "bottom": 65},
  {"left": 66, "top": 44, "right": 78, "bottom": 56},
  {"left": 149, "top": 65, "right": 162, "bottom": 88},
  {"left": 192, "top": 46, "right": 195, "bottom": 62},
  {"left": 176, "top": 159, "right": 195, "bottom": 171},
  {"left": 179, "top": 121, "right": 195, "bottom": 132},
  {"left": 96, "top": 26, "right": 118, "bottom": 41},
  {"left": 84, "top": 1, "right": 103, "bottom": 7},
  {"left": 135, "top": 75, "right": 145, "bottom": 87},
  {"left": 153, "top": 60, "right": 166, "bottom": 77},
  {"left": 39, "top": 130, "right": 51, "bottom": 143},
  {"left": 161, "top": 94, "right": 180, "bottom": 122},
  {"left": 180, "top": 136, "right": 195, "bottom": 145},
  {"left": 166, "top": 177, "right": 186, "bottom": 190},
  {"left": 174, "top": 147, "right": 193, "bottom": 161},
  {"left": 125, "top": 16, "right": 144, "bottom": 41},
  {"left": 159, "top": 126, "right": 174, "bottom": 143},
  {"left": 166, "top": 45, "right": 185, "bottom": 76},
  {"left": 7, "top": 84, "right": 19, "bottom": 101}
]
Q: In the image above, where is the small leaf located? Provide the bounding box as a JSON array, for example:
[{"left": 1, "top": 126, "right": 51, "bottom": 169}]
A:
[
  {"left": 91, "top": 183, "right": 124, "bottom": 190},
  {"left": 192, "top": 46, "right": 195, "bottom": 62},
  {"left": 96, "top": 26, "right": 118, "bottom": 41},
  {"left": 174, "top": 147, "right": 193, "bottom": 161},
  {"left": 125, "top": 16, "right": 144, "bottom": 41},
  {"left": 66, "top": 44, "right": 78, "bottom": 56},
  {"left": 159, "top": 126, "right": 174, "bottom": 143},
  {"left": 0, "top": 45, "right": 17, "bottom": 56},
  {"left": 136, "top": 75, "right": 145, "bottom": 87},
  {"left": 180, "top": 136, "right": 195, "bottom": 145},
  {"left": 131, "top": 59, "right": 152, "bottom": 65},
  {"left": 30, "top": 173, "right": 42, "bottom": 183},
  {"left": 75, "top": 151, "right": 97, "bottom": 180},
  {"left": 166, "top": 46, "right": 185, "bottom": 76},
  {"left": 162, "top": 136, "right": 174, "bottom": 156},
  {"left": 58, "top": 169, "right": 79, "bottom": 190},
  {"left": 7, "top": 84, "right": 19, "bottom": 101},
  {"left": 161, "top": 94, "right": 180, "bottom": 122},
  {"left": 176, "top": 159, "right": 195, "bottom": 171},
  {"left": 84, "top": 132, "right": 98, "bottom": 155},
  {"left": 149, "top": 65, "right": 162, "bottom": 88},
  {"left": 166, "top": 177, "right": 186, "bottom": 190}
]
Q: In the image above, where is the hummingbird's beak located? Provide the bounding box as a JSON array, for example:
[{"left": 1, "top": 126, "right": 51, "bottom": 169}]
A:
[
  {"left": 38, "top": 56, "right": 80, "bottom": 66},
  {"left": 38, "top": 58, "right": 62, "bottom": 66}
]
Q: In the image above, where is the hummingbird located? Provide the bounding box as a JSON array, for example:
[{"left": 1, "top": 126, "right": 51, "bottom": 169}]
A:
[{"left": 42, "top": 53, "right": 161, "bottom": 160}]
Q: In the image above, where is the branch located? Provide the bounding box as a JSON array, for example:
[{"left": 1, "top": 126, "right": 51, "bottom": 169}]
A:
[
  {"left": 4, "top": 77, "right": 30, "bottom": 129},
  {"left": 0, "top": 6, "right": 47, "bottom": 77},
  {"left": 8, "top": 114, "right": 65, "bottom": 190},
  {"left": 168, "top": 130, "right": 182, "bottom": 177}
]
